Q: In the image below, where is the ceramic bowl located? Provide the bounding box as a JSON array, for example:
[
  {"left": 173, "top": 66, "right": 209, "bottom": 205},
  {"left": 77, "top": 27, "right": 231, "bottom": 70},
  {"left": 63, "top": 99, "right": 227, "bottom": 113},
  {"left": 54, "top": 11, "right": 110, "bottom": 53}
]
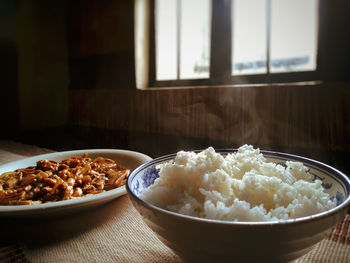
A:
[{"left": 126, "top": 149, "right": 350, "bottom": 262}]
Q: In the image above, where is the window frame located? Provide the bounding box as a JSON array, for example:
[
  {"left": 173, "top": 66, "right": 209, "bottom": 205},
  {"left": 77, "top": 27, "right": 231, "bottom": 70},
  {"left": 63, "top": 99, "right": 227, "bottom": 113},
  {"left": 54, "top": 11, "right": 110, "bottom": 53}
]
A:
[{"left": 136, "top": 0, "right": 321, "bottom": 89}]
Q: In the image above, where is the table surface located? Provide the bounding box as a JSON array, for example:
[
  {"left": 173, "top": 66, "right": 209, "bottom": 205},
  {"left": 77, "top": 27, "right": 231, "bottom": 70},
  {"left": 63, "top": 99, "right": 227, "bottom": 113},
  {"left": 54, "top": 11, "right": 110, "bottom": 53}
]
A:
[{"left": 0, "top": 140, "right": 349, "bottom": 263}]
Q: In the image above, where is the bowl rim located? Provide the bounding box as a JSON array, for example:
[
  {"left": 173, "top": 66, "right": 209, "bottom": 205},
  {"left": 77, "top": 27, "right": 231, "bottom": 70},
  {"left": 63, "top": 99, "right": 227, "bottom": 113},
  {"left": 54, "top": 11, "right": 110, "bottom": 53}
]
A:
[{"left": 127, "top": 148, "right": 350, "bottom": 226}]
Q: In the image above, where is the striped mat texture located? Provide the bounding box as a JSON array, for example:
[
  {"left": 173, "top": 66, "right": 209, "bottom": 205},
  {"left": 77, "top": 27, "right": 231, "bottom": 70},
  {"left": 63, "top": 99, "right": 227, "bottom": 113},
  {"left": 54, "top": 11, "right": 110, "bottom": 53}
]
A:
[{"left": 1, "top": 214, "right": 349, "bottom": 263}]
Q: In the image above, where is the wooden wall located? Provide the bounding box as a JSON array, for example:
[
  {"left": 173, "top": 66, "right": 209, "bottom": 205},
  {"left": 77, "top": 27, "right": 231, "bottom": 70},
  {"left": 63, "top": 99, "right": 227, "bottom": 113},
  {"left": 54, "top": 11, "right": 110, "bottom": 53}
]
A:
[
  {"left": 0, "top": 0, "right": 19, "bottom": 132},
  {"left": 0, "top": 0, "right": 349, "bottom": 169},
  {"left": 17, "top": 0, "right": 69, "bottom": 130},
  {"left": 70, "top": 82, "right": 350, "bottom": 153}
]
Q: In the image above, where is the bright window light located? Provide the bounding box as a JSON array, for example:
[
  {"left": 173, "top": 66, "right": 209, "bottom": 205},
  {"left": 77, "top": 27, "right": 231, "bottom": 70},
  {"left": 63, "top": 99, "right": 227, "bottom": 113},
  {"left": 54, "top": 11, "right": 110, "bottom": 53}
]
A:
[
  {"left": 232, "top": 0, "right": 318, "bottom": 75},
  {"left": 232, "top": 0, "right": 267, "bottom": 75},
  {"left": 179, "top": 0, "right": 211, "bottom": 79},
  {"left": 270, "top": 0, "right": 318, "bottom": 73},
  {"left": 155, "top": 0, "right": 177, "bottom": 80},
  {"left": 155, "top": 0, "right": 211, "bottom": 81}
]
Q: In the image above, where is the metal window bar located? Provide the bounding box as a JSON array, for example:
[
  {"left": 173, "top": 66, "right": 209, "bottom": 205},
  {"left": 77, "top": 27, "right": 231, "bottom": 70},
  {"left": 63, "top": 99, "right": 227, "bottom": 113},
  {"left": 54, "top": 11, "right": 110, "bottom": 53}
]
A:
[
  {"left": 210, "top": 0, "right": 232, "bottom": 84},
  {"left": 266, "top": 0, "right": 271, "bottom": 74}
]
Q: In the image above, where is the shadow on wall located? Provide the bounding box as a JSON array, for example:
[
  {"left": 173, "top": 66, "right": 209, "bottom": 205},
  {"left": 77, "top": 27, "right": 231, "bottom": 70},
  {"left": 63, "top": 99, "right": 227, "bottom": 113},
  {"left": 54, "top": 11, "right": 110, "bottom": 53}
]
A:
[{"left": 0, "top": 0, "right": 19, "bottom": 135}]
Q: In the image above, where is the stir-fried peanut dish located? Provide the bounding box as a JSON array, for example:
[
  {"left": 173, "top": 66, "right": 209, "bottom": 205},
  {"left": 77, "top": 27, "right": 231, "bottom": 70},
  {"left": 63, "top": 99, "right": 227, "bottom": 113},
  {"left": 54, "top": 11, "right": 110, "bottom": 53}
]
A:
[{"left": 0, "top": 154, "right": 130, "bottom": 205}]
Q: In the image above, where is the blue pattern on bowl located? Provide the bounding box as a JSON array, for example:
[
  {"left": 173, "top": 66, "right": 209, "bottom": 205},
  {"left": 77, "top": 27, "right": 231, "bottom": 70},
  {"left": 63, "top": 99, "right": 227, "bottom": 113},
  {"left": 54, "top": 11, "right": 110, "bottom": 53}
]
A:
[
  {"left": 335, "top": 191, "right": 345, "bottom": 206},
  {"left": 142, "top": 165, "right": 159, "bottom": 189},
  {"left": 130, "top": 165, "right": 160, "bottom": 196},
  {"left": 132, "top": 179, "right": 140, "bottom": 196},
  {"left": 311, "top": 172, "right": 333, "bottom": 190}
]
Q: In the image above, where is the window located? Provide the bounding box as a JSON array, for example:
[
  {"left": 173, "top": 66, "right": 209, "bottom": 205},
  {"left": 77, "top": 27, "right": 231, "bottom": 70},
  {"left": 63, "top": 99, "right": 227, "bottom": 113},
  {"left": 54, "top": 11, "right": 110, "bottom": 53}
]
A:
[
  {"left": 232, "top": 0, "right": 318, "bottom": 76},
  {"left": 135, "top": 0, "right": 319, "bottom": 89}
]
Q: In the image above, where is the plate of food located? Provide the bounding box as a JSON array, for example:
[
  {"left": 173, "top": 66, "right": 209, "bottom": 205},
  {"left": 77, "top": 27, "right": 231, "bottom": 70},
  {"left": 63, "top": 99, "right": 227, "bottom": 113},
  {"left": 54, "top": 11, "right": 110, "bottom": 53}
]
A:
[{"left": 0, "top": 149, "right": 152, "bottom": 217}]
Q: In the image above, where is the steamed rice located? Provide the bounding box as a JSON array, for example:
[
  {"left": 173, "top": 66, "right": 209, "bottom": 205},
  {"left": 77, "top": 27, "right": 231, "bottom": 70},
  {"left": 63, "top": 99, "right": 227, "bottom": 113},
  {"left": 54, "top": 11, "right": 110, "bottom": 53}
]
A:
[{"left": 141, "top": 145, "right": 336, "bottom": 222}]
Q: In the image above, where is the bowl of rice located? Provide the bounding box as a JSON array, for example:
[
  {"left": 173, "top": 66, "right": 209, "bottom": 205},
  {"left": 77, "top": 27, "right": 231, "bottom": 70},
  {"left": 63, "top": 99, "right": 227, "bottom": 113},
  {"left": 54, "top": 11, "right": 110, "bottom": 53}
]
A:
[{"left": 126, "top": 145, "right": 350, "bottom": 262}]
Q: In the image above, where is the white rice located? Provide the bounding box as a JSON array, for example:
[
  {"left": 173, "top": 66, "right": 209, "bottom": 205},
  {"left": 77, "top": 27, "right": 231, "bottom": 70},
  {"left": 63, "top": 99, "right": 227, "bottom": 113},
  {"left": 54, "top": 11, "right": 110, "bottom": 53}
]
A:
[{"left": 141, "top": 145, "right": 336, "bottom": 222}]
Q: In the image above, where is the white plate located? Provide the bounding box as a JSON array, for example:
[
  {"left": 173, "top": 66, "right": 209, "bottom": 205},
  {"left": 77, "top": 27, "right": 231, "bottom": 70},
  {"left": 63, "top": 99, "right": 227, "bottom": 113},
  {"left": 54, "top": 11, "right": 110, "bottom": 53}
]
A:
[{"left": 0, "top": 149, "right": 152, "bottom": 217}]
